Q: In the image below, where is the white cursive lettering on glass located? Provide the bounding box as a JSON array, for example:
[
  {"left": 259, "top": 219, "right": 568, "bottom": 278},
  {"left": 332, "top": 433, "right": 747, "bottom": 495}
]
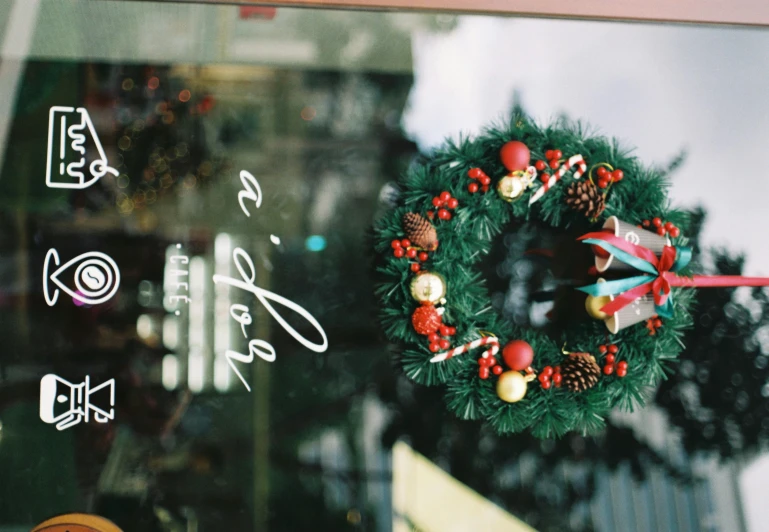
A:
[{"left": 238, "top": 170, "right": 263, "bottom": 218}]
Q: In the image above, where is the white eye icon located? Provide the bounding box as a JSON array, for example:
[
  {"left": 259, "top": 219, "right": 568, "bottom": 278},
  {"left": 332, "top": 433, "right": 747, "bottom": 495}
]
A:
[{"left": 43, "top": 248, "right": 121, "bottom": 307}]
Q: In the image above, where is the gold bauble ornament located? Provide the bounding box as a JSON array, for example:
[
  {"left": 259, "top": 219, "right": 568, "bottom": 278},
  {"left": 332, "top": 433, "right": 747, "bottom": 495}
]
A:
[
  {"left": 410, "top": 271, "right": 447, "bottom": 304},
  {"left": 496, "top": 173, "right": 526, "bottom": 202},
  {"left": 584, "top": 277, "right": 611, "bottom": 320},
  {"left": 585, "top": 294, "right": 612, "bottom": 320},
  {"left": 496, "top": 371, "right": 528, "bottom": 403},
  {"left": 496, "top": 168, "right": 535, "bottom": 202}
]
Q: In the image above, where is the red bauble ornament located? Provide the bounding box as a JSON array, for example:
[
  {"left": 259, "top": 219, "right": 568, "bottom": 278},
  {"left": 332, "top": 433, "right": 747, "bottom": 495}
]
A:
[
  {"left": 412, "top": 304, "right": 442, "bottom": 336},
  {"left": 499, "top": 141, "right": 531, "bottom": 173},
  {"left": 502, "top": 340, "right": 534, "bottom": 371}
]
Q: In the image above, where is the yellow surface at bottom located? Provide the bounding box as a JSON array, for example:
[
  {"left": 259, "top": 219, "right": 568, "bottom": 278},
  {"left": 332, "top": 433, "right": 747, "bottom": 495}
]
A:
[
  {"left": 31, "top": 513, "right": 123, "bottom": 532},
  {"left": 392, "top": 441, "right": 537, "bottom": 532}
]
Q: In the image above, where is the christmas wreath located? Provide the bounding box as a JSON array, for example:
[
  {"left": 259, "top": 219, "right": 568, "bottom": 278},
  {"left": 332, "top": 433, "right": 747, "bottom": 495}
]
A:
[{"left": 374, "top": 113, "right": 769, "bottom": 438}]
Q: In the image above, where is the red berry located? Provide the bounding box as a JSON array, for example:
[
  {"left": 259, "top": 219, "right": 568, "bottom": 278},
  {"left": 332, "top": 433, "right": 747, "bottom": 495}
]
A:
[
  {"left": 552, "top": 150, "right": 563, "bottom": 160},
  {"left": 439, "top": 325, "right": 451, "bottom": 337},
  {"left": 545, "top": 150, "right": 554, "bottom": 160},
  {"left": 554, "top": 365, "right": 561, "bottom": 374},
  {"left": 480, "top": 176, "right": 491, "bottom": 186},
  {"left": 478, "top": 357, "right": 489, "bottom": 367},
  {"left": 616, "top": 367, "right": 628, "bottom": 377},
  {"left": 553, "top": 373, "right": 562, "bottom": 386},
  {"left": 428, "top": 333, "right": 440, "bottom": 343},
  {"left": 492, "top": 365, "right": 503, "bottom": 375},
  {"left": 418, "top": 252, "right": 429, "bottom": 262},
  {"left": 439, "top": 339, "right": 450, "bottom": 350},
  {"left": 401, "top": 239, "right": 411, "bottom": 248},
  {"left": 542, "top": 366, "right": 554, "bottom": 377},
  {"left": 438, "top": 209, "right": 451, "bottom": 220},
  {"left": 652, "top": 217, "right": 663, "bottom": 228},
  {"left": 550, "top": 160, "right": 560, "bottom": 169},
  {"left": 617, "top": 361, "right": 628, "bottom": 371},
  {"left": 535, "top": 160, "right": 546, "bottom": 171},
  {"left": 598, "top": 178, "right": 609, "bottom": 189},
  {"left": 612, "top": 169, "right": 624, "bottom": 181},
  {"left": 410, "top": 263, "right": 421, "bottom": 273},
  {"left": 468, "top": 168, "right": 483, "bottom": 179},
  {"left": 541, "top": 173, "right": 551, "bottom": 183},
  {"left": 481, "top": 185, "right": 489, "bottom": 193},
  {"left": 468, "top": 182, "right": 479, "bottom": 193},
  {"left": 656, "top": 227, "right": 665, "bottom": 236},
  {"left": 439, "top": 191, "right": 451, "bottom": 202},
  {"left": 642, "top": 220, "right": 650, "bottom": 227},
  {"left": 596, "top": 166, "right": 608, "bottom": 178},
  {"left": 605, "top": 354, "right": 615, "bottom": 364},
  {"left": 541, "top": 379, "right": 552, "bottom": 390},
  {"left": 432, "top": 197, "right": 442, "bottom": 207},
  {"left": 669, "top": 227, "right": 680, "bottom": 238},
  {"left": 447, "top": 198, "right": 459, "bottom": 209},
  {"left": 391, "top": 239, "right": 402, "bottom": 249},
  {"left": 608, "top": 344, "right": 618, "bottom": 354},
  {"left": 406, "top": 248, "right": 417, "bottom": 259},
  {"left": 603, "top": 365, "right": 614, "bottom": 375},
  {"left": 664, "top": 221, "right": 675, "bottom": 232},
  {"left": 393, "top": 248, "right": 405, "bottom": 258},
  {"left": 538, "top": 373, "right": 549, "bottom": 383},
  {"left": 426, "top": 211, "right": 434, "bottom": 219},
  {"left": 654, "top": 318, "right": 663, "bottom": 328},
  {"left": 429, "top": 342, "right": 441, "bottom": 353},
  {"left": 598, "top": 344, "right": 607, "bottom": 354},
  {"left": 447, "top": 327, "right": 456, "bottom": 336},
  {"left": 479, "top": 367, "right": 490, "bottom": 380}
]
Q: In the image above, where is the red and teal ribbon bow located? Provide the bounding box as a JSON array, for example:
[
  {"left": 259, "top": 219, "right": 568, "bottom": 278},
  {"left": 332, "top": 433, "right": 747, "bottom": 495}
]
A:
[
  {"left": 577, "top": 232, "right": 689, "bottom": 317},
  {"left": 577, "top": 231, "right": 769, "bottom": 319}
]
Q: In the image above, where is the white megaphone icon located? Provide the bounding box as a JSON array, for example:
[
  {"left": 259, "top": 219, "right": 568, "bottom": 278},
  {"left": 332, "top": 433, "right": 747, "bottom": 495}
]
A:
[{"left": 45, "top": 106, "right": 119, "bottom": 190}]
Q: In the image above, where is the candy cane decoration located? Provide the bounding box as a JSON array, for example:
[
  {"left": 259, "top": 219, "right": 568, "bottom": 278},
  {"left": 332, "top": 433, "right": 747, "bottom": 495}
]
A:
[
  {"left": 430, "top": 336, "right": 500, "bottom": 363},
  {"left": 528, "top": 154, "right": 587, "bottom": 205}
]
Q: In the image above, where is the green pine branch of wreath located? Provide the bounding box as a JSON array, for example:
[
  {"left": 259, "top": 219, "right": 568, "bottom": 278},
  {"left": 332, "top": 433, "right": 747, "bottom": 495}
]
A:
[{"left": 373, "top": 112, "right": 695, "bottom": 438}]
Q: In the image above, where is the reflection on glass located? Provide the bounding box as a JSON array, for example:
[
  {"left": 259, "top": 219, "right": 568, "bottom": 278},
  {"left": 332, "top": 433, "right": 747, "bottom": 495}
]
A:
[{"left": 0, "top": 1, "right": 766, "bottom": 531}]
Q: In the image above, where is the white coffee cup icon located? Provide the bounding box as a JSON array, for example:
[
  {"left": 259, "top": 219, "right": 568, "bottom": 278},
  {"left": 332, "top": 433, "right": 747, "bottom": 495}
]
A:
[{"left": 43, "top": 249, "right": 121, "bottom": 306}]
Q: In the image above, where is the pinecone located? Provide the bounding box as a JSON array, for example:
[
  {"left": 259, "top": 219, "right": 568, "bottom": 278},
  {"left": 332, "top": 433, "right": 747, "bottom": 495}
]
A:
[
  {"left": 566, "top": 181, "right": 606, "bottom": 219},
  {"left": 561, "top": 353, "right": 601, "bottom": 392},
  {"left": 403, "top": 213, "right": 438, "bottom": 251}
]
